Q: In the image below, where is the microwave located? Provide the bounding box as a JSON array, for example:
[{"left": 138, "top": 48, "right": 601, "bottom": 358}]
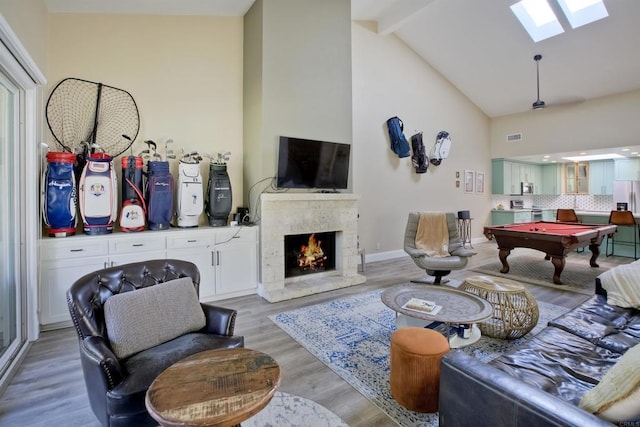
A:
[{"left": 521, "top": 182, "right": 533, "bottom": 194}]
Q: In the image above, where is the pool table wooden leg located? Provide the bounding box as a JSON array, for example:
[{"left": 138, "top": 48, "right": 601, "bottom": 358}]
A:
[
  {"left": 550, "top": 256, "right": 565, "bottom": 284},
  {"left": 588, "top": 243, "right": 600, "bottom": 267},
  {"left": 498, "top": 248, "right": 510, "bottom": 273}
]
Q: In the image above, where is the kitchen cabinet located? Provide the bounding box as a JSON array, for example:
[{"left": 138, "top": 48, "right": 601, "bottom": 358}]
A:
[
  {"left": 540, "top": 164, "right": 561, "bottom": 195},
  {"left": 589, "top": 160, "right": 614, "bottom": 195},
  {"left": 541, "top": 209, "right": 556, "bottom": 221},
  {"left": 565, "top": 162, "right": 589, "bottom": 194},
  {"left": 614, "top": 158, "right": 640, "bottom": 181},
  {"left": 39, "top": 226, "right": 259, "bottom": 328},
  {"left": 492, "top": 160, "right": 541, "bottom": 195},
  {"left": 491, "top": 210, "right": 532, "bottom": 225}
]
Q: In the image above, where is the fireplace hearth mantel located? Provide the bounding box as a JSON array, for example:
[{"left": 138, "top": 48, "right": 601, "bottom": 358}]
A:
[{"left": 259, "top": 193, "right": 365, "bottom": 302}]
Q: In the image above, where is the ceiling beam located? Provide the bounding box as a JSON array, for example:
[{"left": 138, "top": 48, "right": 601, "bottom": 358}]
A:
[{"left": 377, "top": 0, "right": 435, "bottom": 35}]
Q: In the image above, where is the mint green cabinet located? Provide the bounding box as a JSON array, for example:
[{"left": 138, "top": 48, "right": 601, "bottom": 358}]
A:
[
  {"left": 540, "top": 164, "right": 561, "bottom": 195},
  {"left": 589, "top": 160, "right": 614, "bottom": 195},
  {"left": 614, "top": 158, "right": 640, "bottom": 181},
  {"left": 492, "top": 160, "right": 542, "bottom": 195},
  {"left": 542, "top": 209, "right": 556, "bottom": 221},
  {"left": 491, "top": 210, "right": 533, "bottom": 225}
]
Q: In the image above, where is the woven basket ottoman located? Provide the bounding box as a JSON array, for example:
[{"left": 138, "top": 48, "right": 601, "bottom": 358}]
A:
[
  {"left": 460, "top": 275, "right": 539, "bottom": 339},
  {"left": 389, "top": 327, "right": 450, "bottom": 413}
]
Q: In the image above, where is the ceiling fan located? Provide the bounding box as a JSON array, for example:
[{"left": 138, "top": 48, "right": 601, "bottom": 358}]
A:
[{"left": 532, "top": 54, "right": 545, "bottom": 110}]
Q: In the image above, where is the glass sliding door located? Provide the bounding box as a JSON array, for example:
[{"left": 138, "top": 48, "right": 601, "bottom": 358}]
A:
[{"left": 0, "top": 72, "right": 22, "bottom": 377}]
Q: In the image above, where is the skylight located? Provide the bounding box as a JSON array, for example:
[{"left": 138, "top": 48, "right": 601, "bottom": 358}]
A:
[
  {"left": 556, "top": 0, "right": 608, "bottom": 28},
  {"left": 511, "top": 0, "right": 564, "bottom": 42},
  {"left": 511, "top": 0, "right": 608, "bottom": 42}
]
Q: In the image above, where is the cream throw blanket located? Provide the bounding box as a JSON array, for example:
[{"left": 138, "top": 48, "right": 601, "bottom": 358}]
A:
[
  {"left": 598, "top": 260, "right": 640, "bottom": 309},
  {"left": 415, "top": 212, "right": 449, "bottom": 257}
]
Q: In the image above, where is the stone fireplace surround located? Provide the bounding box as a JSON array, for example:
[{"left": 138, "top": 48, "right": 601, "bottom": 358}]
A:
[{"left": 259, "top": 193, "right": 365, "bottom": 302}]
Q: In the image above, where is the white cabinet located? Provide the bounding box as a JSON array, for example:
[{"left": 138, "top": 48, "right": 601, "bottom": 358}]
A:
[
  {"left": 166, "top": 232, "right": 216, "bottom": 300},
  {"left": 166, "top": 227, "right": 258, "bottom": 302},
  {"left": 39, "top": 226, "right": 259, "bottom": 328},
  {"left": 213, "top": 227, "right": 258, "bottom": 297}
]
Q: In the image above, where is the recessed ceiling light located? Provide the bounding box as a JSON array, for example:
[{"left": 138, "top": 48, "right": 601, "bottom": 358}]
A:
[
  {"left": 579, "top": 152, "right": 588, "bottom": 155},
  {"left": 621, "top": 148, "right": 630, "bottom": 152},
  {"left": 632, "top": 152, "right": 639, "bottom": 155},
  {"left": 551, "top": 160, "right": 557, "bottom": 163},
  {"left": 562, "top": 153, "right": 625, "bottom": 161},
  {"left": 543, "top": 155, "right": 550, "bottom": 158}
]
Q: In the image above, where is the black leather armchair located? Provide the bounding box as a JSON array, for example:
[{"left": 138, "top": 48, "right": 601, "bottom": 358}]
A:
[{"left": 66, "top": 259, "right": 244, "bottom": 427}]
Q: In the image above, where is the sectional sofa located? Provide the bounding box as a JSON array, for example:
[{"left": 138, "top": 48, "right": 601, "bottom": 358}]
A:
[{"left": 439, "top": 268, "right": 640, "bottom": 426}]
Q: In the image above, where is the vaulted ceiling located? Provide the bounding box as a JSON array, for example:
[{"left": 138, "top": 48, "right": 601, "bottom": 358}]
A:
[{"left": 44, "top": 0, "right": 640, "bottom": 118}]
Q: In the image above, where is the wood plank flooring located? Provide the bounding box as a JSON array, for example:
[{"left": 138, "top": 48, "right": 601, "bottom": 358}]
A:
[{"left": 0, "top": 241, "right": 630, "bottom": 426}]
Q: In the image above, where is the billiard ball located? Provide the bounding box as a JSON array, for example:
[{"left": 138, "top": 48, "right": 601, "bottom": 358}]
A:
[
  {"left": 542, "top": 228, "right": 546, "bottom": 232},
  {"left": 529, "top": 227, "right": 534, "bottom": 231},
  {"left": 534, "top": 227, "right": 539, "bottom": 231}
]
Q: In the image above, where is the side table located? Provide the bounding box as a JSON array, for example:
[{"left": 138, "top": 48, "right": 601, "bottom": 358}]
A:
[
  {"left": 457, "top": 210, "right": 473, "bottom": 248},
  {"left": 460, "top": 275, "right": 539, "bottom": 339},
  {"left": 146, "top": 348, "right": 281, "bottom": 427}
]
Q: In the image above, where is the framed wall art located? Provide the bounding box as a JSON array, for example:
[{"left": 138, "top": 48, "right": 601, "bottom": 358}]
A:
[
  {"left": 464, "top": 170, "right": 474, "bottom": 194},
  {"left": 475, "top": 171, "right": 485, "bottom": 194}
]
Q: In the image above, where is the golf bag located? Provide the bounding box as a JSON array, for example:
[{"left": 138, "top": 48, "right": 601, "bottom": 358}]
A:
[
  {"left": 176, "top": 161, "right": 203, "bottom": 228},
  {"left": 386, "top": 116, "right": 411, "bottom": 158},
  {"left": 145, "top": 160, "right": 174, "bottom": 230},
  {"left": 410, "top": 132, "right": 429, "bottom": 174},
  {"left": 430, "top": 131, "right": 452, "bottom": 166},
  {"left": 78, "top": 154, "right": 118, "bottom": 235},
  {"left": 42, "top": 152, "right": 77, "bottom": 237},
  {"left": 120, "top": 156, "right": 146, "bottom": 232},
  {"left": 205, "top": 163, "right": 232, "bottom": 227}
]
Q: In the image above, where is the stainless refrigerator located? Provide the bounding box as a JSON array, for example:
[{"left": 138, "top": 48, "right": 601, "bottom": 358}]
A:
[{"left": 613, "top": 180, "right": 640, "bottom": 213}]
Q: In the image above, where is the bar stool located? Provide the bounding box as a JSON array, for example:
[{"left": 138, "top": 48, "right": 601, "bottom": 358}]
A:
[
  {"left": 556, "top": 208, "right": 584, "bottom": 252},
  {"left": 606, "top": 210, "right": 639, "bottom": 260},
  {"left": 457, "top": 210, "right": 473, "bottom": 248},
  {"left": 556, "top": 208, "right": 579, "bottom": 223}
]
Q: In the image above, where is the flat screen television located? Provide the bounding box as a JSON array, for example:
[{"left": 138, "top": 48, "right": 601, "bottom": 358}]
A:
[{"left": 276, "top": 136, "right": 350, "bottom": 190}]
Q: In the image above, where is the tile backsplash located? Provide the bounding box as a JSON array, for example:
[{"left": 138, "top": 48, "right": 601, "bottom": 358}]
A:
[{"left": 492, "top": 194, "right": 613, "bottom": 212}]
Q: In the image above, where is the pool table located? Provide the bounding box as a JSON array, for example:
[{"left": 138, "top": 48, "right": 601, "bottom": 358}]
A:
[{"left": 483, "top": 221, "right": 617, "bottom": 284}]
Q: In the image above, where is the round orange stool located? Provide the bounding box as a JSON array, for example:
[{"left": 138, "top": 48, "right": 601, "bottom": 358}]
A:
[{"left": 390, "top": 327, "right": 450, "bottom": 413}]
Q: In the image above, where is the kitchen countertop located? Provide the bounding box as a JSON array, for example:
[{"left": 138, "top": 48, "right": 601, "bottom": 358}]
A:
[{"left": 492, "top": 209, "right": 639, "bottom": 218}]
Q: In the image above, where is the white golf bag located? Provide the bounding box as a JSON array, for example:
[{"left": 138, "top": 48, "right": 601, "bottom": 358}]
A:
[
  {"left": 78, "top": 154, "right": 118, "bottom": 235},
  {"left": 176, "top": 159, "right": 203, "bottom": 227}
]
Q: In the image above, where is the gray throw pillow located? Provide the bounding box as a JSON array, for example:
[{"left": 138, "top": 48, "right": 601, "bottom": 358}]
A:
[{"left": 104, "top": 277, "right": 206, "bottom": 359}]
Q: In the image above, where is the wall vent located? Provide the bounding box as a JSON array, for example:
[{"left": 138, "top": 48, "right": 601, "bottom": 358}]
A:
[{"left": 507, "top": 133, "right": 523, "bottom": 142}]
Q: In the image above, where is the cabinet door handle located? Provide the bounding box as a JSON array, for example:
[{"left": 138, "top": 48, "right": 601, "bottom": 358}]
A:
[
  {"left": 187, "top": 239, "right": 197, "bottom": 243},
  {"left": 104, "top": 262, "right": 108, "bottom": 269},
  {"left": 211, "top": 251, "right": 215, "bottom": 267},
  {"left": 70, "top": 249, "right": 84, "bottom": 252},
  {"left": 132, "top": 243, "right": 144, "bottom": 247},
  {"left": 111, "top": 261, "right": 115, "bottom": 267},
  {"left": 217, "top": 251, "right": 220, "bottom": 266}
]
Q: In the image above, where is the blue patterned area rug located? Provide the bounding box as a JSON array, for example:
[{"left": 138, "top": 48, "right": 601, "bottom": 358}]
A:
[{"left": 269, "top": 284, "right": 570, "bottom": 427}]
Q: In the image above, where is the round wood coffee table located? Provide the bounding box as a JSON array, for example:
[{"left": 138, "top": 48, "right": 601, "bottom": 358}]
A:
[
  {"left": 381, "top": 283, "right": 493, "bottom": 348},
  {"left": 145, "top": 348, "right": 281, "bottom": 427}
]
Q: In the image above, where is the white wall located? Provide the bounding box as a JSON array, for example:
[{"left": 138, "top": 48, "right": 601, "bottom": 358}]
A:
[
  {"left": 491, "top": 89, "right": 640, "bottom": 158},
  {"left": 47, "top": 13, "right": 244, "bottom": 222},
  {"left": 0, "top": 0, "right": 48, "bottom": 75},
  {"left": 352, "top": 21, "right": 492, "bottom": 258},
  {"left": 243, "top": 0, "right": 353, "bottom": 213}
]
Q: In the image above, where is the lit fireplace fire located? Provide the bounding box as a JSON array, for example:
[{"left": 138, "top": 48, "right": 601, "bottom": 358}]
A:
[{"left": 296, "top": 233, "right": 327, "bottom": 271}]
